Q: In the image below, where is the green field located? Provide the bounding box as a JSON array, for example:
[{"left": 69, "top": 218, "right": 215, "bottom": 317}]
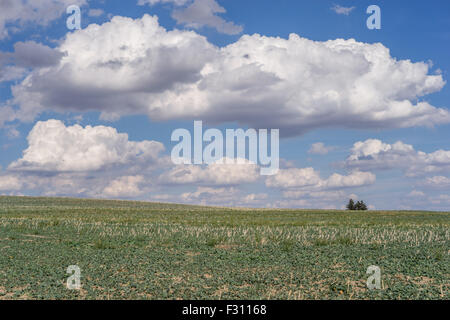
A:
[{"left": 0, "top": 196, "right": 448, "bottom": 300}]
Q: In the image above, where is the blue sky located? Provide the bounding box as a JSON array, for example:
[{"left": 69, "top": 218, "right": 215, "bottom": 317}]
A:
[{"left": 0, "top": 0, "right": 449, "bottom": 210}]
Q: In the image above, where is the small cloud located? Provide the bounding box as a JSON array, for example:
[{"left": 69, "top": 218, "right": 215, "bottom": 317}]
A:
[
  {"left": 138, "top": 0, "right": 190, "bottom": 6},
  {"left": 331, "top": 4, "right": 356, "bottom": 15},
  {"left": 88, "top": 9, "right": 104, "bottom": 17},
  {"left": 102, "top": 176, "right": 144, "bottom": 198},
  {"left": 408, "top": 190, "right": 425, "bottom": 197},
  {"left": 151, "top": 194, "right": 172, "bottom": 200},
  {"left": 280, "top": 158, "right": 296, "bottom": 169},
  {"left": 172, "top": 0, "right": 243, "bottom": 35},
  {"left": 308, "top": 142, "right": 335, "bottom": 155},
  {"left": 423, "top": 176, "right": 450, "bottom": 188},
  {"left": 0, "top": 65, "right": 27, "bottom": 82},
  {"left": 6, "top": 126, "right": 20, "bottom": 139},
  {"left": 348, "top": 193, "right": 358, "bottom": 200}
]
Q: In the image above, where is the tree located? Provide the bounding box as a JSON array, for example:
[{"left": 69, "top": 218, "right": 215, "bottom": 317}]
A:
[
  {"left": 360, "top": 201, "right": 368, "bottom": 210},
  {"left": 347, "top": 199, "right": 368, "bottom": 211},
  {"left": 346, "top": 199, "right": 355, "bottom": 210},
  {"left": 355, "top": 200, "right": 368, "bottom": 211}
]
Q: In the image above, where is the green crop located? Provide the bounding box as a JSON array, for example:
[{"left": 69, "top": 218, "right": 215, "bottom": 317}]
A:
[{"left": 0, "top": 196, "right": 448, "bottom": 300}]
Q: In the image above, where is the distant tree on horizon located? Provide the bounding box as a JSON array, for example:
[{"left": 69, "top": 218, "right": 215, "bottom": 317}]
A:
[
  {"left": 346, "top": 199, "right": 368, "bottom": 211},
  {"left": 355, "top": 200, "right": 368, "bottom": 211},
  {"left": 346, "top": 199, "right": 355, "bottom": 210}
]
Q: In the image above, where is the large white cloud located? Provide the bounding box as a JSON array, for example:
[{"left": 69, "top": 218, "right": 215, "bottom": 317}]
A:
[
  {"left": 3, "top": 120, "right": 167, "bottom": 198},
  {"left": 9, "top": 119, "right": 165, "bottom": 172},
  {"left": 10, "top": 15, "right": 217, "bottom": 123},
  {"left": 345, "top": 139, "right": 450, "bottom": 176},
  {"left": 7, "top": 14, "right": 449, "bottom": 136}
]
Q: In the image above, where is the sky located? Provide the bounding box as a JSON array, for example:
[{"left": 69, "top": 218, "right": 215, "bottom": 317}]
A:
[{"left": 0, "top": 0, "right": 449, "bottom": 210}]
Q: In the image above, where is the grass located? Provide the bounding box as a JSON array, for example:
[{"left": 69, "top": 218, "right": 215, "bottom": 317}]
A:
[{"left": 0, "top": 195, "right": 448, "bottom": 300}]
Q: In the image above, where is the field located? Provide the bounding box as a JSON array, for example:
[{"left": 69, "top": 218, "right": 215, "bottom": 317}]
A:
[{"left": 0, "top": 196, "right": 448, "bottom": 300}]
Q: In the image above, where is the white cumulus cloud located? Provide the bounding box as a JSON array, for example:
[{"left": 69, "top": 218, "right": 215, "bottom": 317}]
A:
[
  {"left": 7, "top": 14, "right": 449, "bottom": 136},
  {"left": 172, "top": 0, "right": 243, "bottom": 35},
  {"left": 102, "top": 175, "right": 145, "bottom": 197},
  {"left": 9, "top": 119, "right": 165, "bottom": 172},
  {"left": 0, "top": 174, "right": 22, "bottom": 191},
  {"left": 265, "top": 167, "right": 375, "bottom": 190},
  {"left": 331, "top": 5, "right": 356, "bottom": 15},
  {"left": 308, "top": 142, "right": 335, "bottom": 155},
  {"left": 159, "top": 158, "right": 260, "bottom": 186},
  {"left": 423, "top": 176, "right": 450, "bottom": 188},
  {"left": 345, "top": 139, "right": 450, "bottom": 176}
]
